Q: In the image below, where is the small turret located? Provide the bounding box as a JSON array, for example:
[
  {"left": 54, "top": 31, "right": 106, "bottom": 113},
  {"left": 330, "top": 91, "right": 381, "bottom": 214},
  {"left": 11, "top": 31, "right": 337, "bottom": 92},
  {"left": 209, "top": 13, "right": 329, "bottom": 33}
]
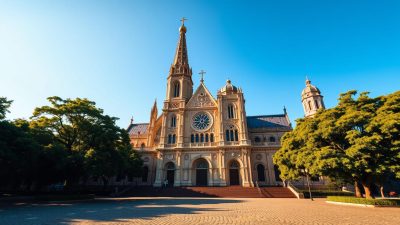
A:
[{"left": 301, "top": 77, "right": 325, "bottom": 117}]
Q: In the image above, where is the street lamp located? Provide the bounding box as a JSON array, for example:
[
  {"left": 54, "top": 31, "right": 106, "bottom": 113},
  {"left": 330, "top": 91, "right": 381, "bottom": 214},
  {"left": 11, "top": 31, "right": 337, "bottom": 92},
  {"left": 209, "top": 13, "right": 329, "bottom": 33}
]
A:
[{"left": 301, "top": 168, "right": 314, "bottom": 201}]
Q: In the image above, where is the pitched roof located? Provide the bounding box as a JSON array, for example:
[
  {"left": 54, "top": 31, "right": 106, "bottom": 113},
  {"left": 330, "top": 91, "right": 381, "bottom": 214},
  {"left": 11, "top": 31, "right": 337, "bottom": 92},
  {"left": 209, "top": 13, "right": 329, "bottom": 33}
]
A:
[
  {"left": 246, "top": 114, "right": 291, "bottom": 129},
  {"left": 127, "top": 123, "right": 149, "bottom": 135}
]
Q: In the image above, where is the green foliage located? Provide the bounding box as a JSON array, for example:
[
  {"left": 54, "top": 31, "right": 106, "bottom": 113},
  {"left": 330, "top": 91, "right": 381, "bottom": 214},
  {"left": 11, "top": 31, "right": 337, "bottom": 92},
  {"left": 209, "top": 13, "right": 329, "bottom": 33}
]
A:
[
  {"left": 30, "top": 96, "right": 143, "bottom": 186},
  {"left": 301, "top": 190, "right": 354, "bottom": 198},
  {"left": 0, "top": 96, "right": 143, "bottom": 191},
  {"left": 327, "top": 196, "right": 400, "bottom": 206},
  {"left": 0, "top": 97, "right": 13, "bottom": 120},
  {"left": 273, "top": 90, "right": 400, "bottom": 199}
]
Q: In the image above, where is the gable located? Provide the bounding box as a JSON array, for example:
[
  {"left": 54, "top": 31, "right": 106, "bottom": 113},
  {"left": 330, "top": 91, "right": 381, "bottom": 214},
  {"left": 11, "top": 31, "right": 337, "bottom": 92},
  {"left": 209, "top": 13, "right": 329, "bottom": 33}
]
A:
[{"left": 186, "top": 83, "right": 218, "bottom": 108}]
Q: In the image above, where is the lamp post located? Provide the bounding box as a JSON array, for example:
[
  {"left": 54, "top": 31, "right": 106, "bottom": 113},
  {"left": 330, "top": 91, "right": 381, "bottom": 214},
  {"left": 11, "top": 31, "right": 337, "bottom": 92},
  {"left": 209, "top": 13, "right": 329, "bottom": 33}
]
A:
[{"left": 302, "top": 168, "right": 313, "bottom": 201}]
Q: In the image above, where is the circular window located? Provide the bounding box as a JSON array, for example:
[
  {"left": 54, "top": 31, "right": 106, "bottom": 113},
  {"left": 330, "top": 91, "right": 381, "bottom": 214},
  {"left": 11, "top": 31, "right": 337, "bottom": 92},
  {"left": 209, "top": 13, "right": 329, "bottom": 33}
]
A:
[{"left": 191, "top": 112, "right": 213, "bottom": 131}]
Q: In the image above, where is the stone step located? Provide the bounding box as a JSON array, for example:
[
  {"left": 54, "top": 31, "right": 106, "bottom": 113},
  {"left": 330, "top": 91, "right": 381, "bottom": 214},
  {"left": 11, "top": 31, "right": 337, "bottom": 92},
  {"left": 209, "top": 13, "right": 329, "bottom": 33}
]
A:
[{"left": 122, "top": 186, "right": 295, "bottom": 198}]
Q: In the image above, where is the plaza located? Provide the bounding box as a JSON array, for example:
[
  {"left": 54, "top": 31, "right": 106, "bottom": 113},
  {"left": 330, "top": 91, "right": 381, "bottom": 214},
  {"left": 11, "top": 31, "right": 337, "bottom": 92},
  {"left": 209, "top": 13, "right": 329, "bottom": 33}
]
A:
[{"left": 1, "top": 197, "right": 399, "bottom": 225}]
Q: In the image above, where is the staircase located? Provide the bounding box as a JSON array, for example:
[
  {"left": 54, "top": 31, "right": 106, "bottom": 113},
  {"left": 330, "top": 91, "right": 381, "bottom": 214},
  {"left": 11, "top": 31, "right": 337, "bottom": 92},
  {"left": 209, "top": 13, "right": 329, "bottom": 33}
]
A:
[
  {"left": 186, "top": 186, "right": 262, "bottom": 198},
  {"left": 122, "top": 186, "right": 295, "bottom": 198},
  {"left": 260, "top": 187, "right": 296, "bottom": 198}
]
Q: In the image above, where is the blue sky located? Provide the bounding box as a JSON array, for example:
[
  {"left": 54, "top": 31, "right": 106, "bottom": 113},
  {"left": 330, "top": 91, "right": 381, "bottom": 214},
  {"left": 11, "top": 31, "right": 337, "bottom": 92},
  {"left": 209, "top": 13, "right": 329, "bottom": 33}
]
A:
[{"left": 1, "top": 0, "right": 399, "bottom": 128}]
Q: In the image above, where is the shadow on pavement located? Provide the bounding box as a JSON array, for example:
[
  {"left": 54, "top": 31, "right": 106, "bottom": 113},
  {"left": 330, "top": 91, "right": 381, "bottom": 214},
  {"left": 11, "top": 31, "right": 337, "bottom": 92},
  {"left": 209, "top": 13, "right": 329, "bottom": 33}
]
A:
[{"left": 0, "top": 198, "right": 243, "bottom": 224}]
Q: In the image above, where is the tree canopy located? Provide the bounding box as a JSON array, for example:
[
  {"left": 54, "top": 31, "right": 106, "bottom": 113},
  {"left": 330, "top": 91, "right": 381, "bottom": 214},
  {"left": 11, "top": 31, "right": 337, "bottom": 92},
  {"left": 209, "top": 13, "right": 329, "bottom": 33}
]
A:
[
  {"left": 0, "top": 96, "right": 142, "bottom": 191},
  {"left": 273, "top": 90, "right": 400, "bottom": 199}
]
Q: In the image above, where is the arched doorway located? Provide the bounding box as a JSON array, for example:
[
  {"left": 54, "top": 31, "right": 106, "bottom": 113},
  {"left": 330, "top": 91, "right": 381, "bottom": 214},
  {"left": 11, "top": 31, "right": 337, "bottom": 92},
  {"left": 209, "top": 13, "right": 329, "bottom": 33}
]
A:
[
  {"left": 142, "top": 166, "right": 149, "bottom": 182},
  {"left": 229, "top": 160, "right": 240, "bottom": 185},
  {"left": 165, "top": 162, "right": 175, "bottom": 187},
  {"left": 257, "top": 164, "right": 265, "bottom": 182},
  {"left": 195, "top": 159, "right": 208, "bottom": 186}
]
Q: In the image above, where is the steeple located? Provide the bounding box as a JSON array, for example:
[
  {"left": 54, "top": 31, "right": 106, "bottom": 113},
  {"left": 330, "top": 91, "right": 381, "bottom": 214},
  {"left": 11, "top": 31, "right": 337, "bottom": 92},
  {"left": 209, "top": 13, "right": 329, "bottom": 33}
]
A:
[
  {"left": 169, "top": 17, "right": 192, "bottom": 76},
  {"left": 165, "top": 18, "right": 193, "bottom": 103}
]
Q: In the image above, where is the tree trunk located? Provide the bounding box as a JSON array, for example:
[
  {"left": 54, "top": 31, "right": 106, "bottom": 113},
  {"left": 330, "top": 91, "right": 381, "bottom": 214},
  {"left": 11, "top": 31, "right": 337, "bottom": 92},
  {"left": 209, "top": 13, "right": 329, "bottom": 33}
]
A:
[
  {"left": 102, "top": 176, "right": 108, "bottom": 191},
  {"left": 380, "top": 185, "right": 385, "bottom": 198},
  {"left": 361, "top": 180, "right": 374, "bottom": 199},
  {"left": 354, "top": 181, "right": 362, "bottom": 198}
]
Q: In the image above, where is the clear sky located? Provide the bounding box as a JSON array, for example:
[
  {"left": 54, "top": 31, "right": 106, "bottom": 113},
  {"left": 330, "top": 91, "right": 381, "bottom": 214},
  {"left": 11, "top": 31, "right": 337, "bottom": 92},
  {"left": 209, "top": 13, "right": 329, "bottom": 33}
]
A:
[{"left": 1, "top": 0, "right": 399, "bottom": 128}]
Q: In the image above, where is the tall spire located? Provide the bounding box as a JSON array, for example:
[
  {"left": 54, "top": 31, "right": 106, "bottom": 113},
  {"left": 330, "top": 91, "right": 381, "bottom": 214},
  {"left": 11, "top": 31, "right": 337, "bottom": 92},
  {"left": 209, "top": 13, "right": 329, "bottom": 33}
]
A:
[{"left": 170, "top": 17, "right": 191, "bottom": 76}]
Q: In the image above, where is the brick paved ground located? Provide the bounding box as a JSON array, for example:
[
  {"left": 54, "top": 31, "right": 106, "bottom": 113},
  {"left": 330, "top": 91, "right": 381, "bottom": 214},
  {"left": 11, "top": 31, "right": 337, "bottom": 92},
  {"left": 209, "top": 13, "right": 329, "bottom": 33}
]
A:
[{"left": 0, "top": 197, "right": 399, "bottom": 225}]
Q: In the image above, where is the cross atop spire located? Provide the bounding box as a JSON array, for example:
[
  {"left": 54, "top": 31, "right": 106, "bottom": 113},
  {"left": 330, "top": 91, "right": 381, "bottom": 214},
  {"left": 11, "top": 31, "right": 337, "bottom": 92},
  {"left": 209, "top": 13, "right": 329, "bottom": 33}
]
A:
[
  {"left": 305, "top": 75, "right": 311, "bottom": 85},
  {"left": 199, "top": 70, "right": 206, "bottom": 83},
  {"left": 180, "top": 17, "right": 187, "bottom": 25}
]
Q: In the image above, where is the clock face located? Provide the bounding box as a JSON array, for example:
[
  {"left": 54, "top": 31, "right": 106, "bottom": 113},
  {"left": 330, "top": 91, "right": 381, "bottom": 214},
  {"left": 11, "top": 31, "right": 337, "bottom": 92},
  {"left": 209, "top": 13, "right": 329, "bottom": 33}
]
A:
[{"left": 192, "top": 112, "right": 213, "bottom": 131}]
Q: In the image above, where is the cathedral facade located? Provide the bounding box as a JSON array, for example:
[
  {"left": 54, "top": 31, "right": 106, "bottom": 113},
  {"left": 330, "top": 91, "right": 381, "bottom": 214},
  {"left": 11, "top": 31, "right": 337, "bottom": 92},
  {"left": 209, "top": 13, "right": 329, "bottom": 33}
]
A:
[{"left": 127, "top": 21, "right": 293, "bottom": 187}]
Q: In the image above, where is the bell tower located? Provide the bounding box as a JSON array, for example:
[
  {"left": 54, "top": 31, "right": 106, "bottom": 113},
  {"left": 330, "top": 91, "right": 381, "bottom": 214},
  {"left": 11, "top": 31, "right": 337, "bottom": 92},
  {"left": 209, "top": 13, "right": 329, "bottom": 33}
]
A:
[
  {"left": 301, "top": 78, "right": 325, "bottom": 117},
  {"left": 165, "top": 18, "right": 193, "bottom": 105}
]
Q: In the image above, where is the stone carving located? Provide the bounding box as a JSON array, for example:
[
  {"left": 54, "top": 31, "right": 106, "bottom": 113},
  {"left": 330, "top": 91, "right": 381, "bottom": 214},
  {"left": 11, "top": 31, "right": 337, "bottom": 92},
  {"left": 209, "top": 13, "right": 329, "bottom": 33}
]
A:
[
  {"left": 166, "top": 154, "right": 174, "bottom": 160},
  {"left": 256, "top": 154, "right": 262, "bottom": 160},
  {"left": 184, "top": 154, "right": 189, "bottom": 160},
  {"left": 186, "top": 85, "right": 217, "bottom": 108}
]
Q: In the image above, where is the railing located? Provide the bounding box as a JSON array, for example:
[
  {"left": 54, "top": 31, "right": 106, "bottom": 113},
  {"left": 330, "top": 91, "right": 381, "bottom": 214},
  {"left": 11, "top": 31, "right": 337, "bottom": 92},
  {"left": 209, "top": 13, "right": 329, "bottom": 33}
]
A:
[
  {"left": 287, "top": 181, "right": 304, "bottom": 199},
  {"left": 164, "top": 144, "right": 177, "bottom": 148},
  {"left": 186, "top": 142, "right": 217, "bottom": 148},
  {"left": 225, "top": 141, "right": 240, "bottom": 146}
]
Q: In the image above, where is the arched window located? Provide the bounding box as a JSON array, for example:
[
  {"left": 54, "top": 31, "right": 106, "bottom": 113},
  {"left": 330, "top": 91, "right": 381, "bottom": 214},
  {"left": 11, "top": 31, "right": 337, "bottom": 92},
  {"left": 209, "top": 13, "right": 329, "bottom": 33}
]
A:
[
  {"left": 257, "top": 164, "right": 265, "bottom": 182},
  {"left": 308, "top": 101, "right": 312, "bottom": 111},
  {"left": 210, "top": 133, "right": 214, "bottom": 142},
  {"left": 142, "top": 166, "right": 149, "bottom": 182},
  {"left": 230, "top": 160, "right": 240, "bottom": 169},
  {"left": 195, "top": 134, "right": 199, "bottom": 143},
  {"left": 226, "top": 126, "right": 238, "bottom": 142},
  {"left": 205, "top": 133, "right": 209, "bottom": 142},
  {"left": 200, "top": 133, "right": 204, "bottom": 142},
  {"left": 196, "top": 160, "right": 208, "bottom": 169},
  {"left": 173, "top": 82, "right": 180, "bottom": 97},
  {"left": 168, "top": 135, "right": 172, "bottom": 144},
  {"left": 228, "top": 104, "right": 235, "bottom": 119},
  {"left": 166, "top": 162, "right": 175, "bottom": 170},
  {"left": 172, "top": 134, "right": 176, "bottom": 144},
  {"left": 170, "top": 115, "right": 176, "bottom": 128},
  {"left": 269, "top": 136, "right": 276, "bottom": 142},
  {"left": 315, "top": 100, "right": 319, "bottom": 109},
  {"left": 254, "top": 136, "right": 261, "bottom": 143},
  {"left": 141, "top": 143, "right": 145, "bottom": 149},
  {"left": 191, "top": 134, "right": 194, "bottom": 143}
]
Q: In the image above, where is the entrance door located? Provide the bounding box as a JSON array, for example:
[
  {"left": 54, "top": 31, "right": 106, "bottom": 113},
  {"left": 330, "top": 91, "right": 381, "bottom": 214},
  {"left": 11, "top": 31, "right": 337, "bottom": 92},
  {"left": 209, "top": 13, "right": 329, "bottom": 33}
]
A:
[
  {"left": 167, "top": 170, "right": 174, "bottom": 187},
  {"left": 195, "top": 159, "right": 208, "bottom": 186},
  {"left": 196, "top": 169, "right": 207, "bottom": 186},
  {"left": 229, "top": 161, "right": 240, "bottom": 185},
  {"left": 165, "top": 162, "right": 175, "bottom": 187}
]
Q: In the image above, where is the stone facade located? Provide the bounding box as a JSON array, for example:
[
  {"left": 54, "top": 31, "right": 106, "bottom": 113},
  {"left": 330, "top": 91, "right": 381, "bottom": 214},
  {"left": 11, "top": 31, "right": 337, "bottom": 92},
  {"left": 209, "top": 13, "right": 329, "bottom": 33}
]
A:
[{"left": 127, "top": 21, "right": 292, "bottom": 187}]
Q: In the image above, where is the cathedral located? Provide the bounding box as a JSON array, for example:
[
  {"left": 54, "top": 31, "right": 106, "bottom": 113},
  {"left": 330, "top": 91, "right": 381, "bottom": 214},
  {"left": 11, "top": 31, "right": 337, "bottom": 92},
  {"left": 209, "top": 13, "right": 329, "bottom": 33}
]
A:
[{"left": 127, "top": 20, "right": 324, "bottom": 187}]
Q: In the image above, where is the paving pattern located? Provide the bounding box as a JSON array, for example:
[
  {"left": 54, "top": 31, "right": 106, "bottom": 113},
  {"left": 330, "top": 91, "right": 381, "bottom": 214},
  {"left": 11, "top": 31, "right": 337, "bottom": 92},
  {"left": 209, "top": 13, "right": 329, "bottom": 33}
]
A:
[{"left": 0, "top": 197, "right": 399, "bottom": 225}]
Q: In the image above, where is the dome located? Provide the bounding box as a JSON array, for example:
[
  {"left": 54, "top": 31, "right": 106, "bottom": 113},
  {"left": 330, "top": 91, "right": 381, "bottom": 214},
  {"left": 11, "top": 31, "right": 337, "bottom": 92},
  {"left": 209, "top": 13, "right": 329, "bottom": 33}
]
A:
[
  {"left": 220, "top": 79, "right": 238, "bottom": 93},
  {"left": 301, "top": 79, "right": 321, "bottom": 97}
]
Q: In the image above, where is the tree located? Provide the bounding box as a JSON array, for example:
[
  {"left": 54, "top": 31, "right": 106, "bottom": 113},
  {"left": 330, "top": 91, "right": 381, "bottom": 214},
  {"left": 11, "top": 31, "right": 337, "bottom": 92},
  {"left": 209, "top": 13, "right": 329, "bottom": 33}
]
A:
[
  {"left": 30, "top": 96, "right": 142, "bottom": 186},
  {"left": 274, "top": 90, "right": 400, "bottom": 199},
  {"left": 0, "top": 97, "right": 12, "bottom": 120}
]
